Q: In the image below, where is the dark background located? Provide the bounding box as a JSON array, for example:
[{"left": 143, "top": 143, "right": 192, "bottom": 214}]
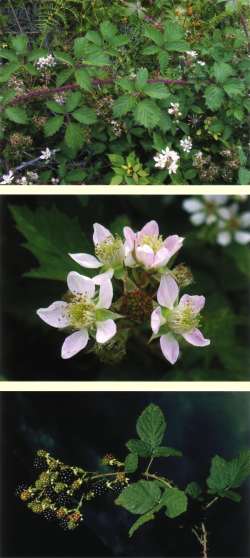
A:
[
  {"left": 1, "top": 391, "right": 250, "bottom": 557},
  {"left": 0, "top": 195, "right": 250, "bottom": 381}
]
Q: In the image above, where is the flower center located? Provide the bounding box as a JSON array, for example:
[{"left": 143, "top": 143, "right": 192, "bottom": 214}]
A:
[
  {"left": 168, "top": 304, "right": 200, "bottom": 334},
  {"left": 95, "top": 235, "right": 124, "bottom": 266},
  {"left": 227, "top": 217, "right": 240, "bottom": 230},
  {"left": 68, "top": 296, "right": 96, "bottom": 330},
  {"left": 140, "top": 234, "right": 164, "bottom": 253}
]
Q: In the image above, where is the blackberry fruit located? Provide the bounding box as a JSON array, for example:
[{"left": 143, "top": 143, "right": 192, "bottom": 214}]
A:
[
  {"left": 91, "top": 480, "right": 108, "bottom": 497},
  {"left": 58, "top": 517, "right": 70, "bottom": 531},
  {"left": 55, "top": 492, "right": 74, "bottom": 507},
  {"left": 42, "top": 508, "right": 56, "bottom": 522},
  {"left": 44, "top": 486, "right": 57, "bottom": 500},
  {"left": 15, "top": 484, "right": 28, "bottom": 497},
  {"left": 58, "top": 468, "right": 75, "bottom": 484},
  {"left": 33, "top": 456, "right": 48, "bottom": 472}
]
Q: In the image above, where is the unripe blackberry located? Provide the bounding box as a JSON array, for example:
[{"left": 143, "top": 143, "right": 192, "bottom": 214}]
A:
[
  {"left": 16, "top": 484, "right": 28, "bottom": 498},
  {"left": 56, "top": 507, "right": 67, "bottom": 520},
  {"left": 94, "top": 329, "right": 128, "bottom": 365},
  {"left": 120, "top": 289, "right": 153, "bottom": 323},
  {"left": 172, "top": 264, "right": 193, "bottom": 288}
]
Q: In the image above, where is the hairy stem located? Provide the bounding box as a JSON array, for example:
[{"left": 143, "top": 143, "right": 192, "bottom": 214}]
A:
[
  {"left": 205, "top": 496, "right": 219, "bottom": 509},
  {"left": 143, "top": 472, "right": 173, "bottom": 488},
  {"left": 192, "top": 522, "right": 208, "bottom": 558}
]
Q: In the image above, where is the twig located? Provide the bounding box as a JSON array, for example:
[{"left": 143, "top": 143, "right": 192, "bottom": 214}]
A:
[
  {"left": 8, "top": 0, "right": 23, "bottom": 33},
  {"left": 143, "top": 472, "right": 173, "bottom": 488},
  {"left": 192, "top": 522, "right": 208, "bottom": 558},
  {"left": 205, "top": 496, "right": 219, "bottom": 509},
  {"left": 0, "top": 149, "right": 59, "bottom": 182}
]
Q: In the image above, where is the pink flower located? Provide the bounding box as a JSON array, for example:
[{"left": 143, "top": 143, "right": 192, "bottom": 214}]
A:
[
  {"left": 37, "top": 271, "right": 117, "bottom": 359},
  {"left": 69, "top": 223, "right": 125, "bottom": 271},
  {"left": 151, "top": 275, "right": 210, "bottom": 364},
  {"left": 123, "top": 220, "right": 184, "bottom": 270}
]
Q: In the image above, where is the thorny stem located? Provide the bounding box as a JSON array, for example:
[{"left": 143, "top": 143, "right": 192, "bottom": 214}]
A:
[{"left": 192, "top": 522, "right": 208, "bottom": 558}]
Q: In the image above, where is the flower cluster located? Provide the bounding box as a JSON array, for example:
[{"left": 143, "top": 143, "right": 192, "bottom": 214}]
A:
[
  {"left": 37, "top": 221, "right": 210, "bottom": 365},
  {"left": 36, "top": 55, "right": 57, "bottom": 70},
  {"left": 16, "top": 449, "right": 129, "bottom": 530},
  {"left": 183, "top": 196, "right": 250, "bottom": 246},
  {"left": 154, "top": 147, "right": 180, "bottom": 173}
]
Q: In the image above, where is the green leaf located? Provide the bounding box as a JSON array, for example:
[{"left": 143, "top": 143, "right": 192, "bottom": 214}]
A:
[
  {"left": 129, "top": 511, "right": 156, "bottom": 537},
  {"left": 46, "top": 100, "right": 65, "bottom": 114},
  {"left": 126, "top": 439, "right": 152, "bottom": 457},
  {"left": 143, "top": 45, "right": 160, "bottom": 56},
  {"left": 95, "top": 308, "right": 123, "bottom": 321},
  {"left": 115, "top": 481, "right": 161, "bottom": 515},
  {"left": 11, "top": 34, "right": 28, "bottom": 54},
  {"left": 226, "top": 244, "right": 250, "bottom": 276},
  {"left": 161, "top": 488, "right": 188, "bottom": 518},
  {"left": 152, "top": 446, "right": 182, "bottom": 458},
  {"left": 56, "top": 68, "right": 74, "bottom": 87},
  {"left": 54, "top": 51, "right": 74, "bottom": 66},
  {"left": 144, "top": 26, "right": 164, "bottom": 47},
  {"left": 134, "top": 99, "right": 162, "bottom": 128},
  {"left": 9, "top": 206, "right": 90, "bottom": 281},
  {"left": 74, "top": 37, "right": 87, "bottom": 58},
  {"left": 5, "top": 106, "right": 28, "bottom": 124},
  {"left": 100, "top": 20, "right": 117, "bottom": 40},
  {"left": 158, "top": 51, "right": 169, "bottom": 73},
  {"left": 135, "top": 68, "right": 149, "bottom": 91},
  {"left": 207, "top": 450, "right": 250, "bottom": 494},
  {"left": 223, "top": 490, "right": 241, "bottom": 503},
  {"left": 144, "top": 83, "right": 170, "bottom": 99},
  {"left": 85, "top": 31, "right": 102, "bottom": 46},
  {"left": 75, "top": 68, "right": 92, "bottom": 91},
  {"left": 223, "top": 79, "right": 245, "bottom": 97},
  {"left": 204, "top": 86, "right": 225, "bottom": 111},
  {"left": 0, "top": 62, "right": 20, "bottom": 83},
  {"left": 238, "top": 168, "right": 250, "bottom": 185},
  {"left": 72, "top": 107, "right": 97, "bottom": 124},
  {"left": 124, "top": 453, "right": 138, "bottom": 473},
  {"left": 44, "top": 115, "right": 64, "bottom": 137},
  {"left": 65, "top": 91, "right": 82, "bottom": 113},
  {"left": 212, "top": 62, "right": 234, "bottom": 83},
  {"left": 65, "top": 122, "right": 85, "bottom": 151},
  {"left": 113, "top": 95, "right": 137, "bottom": 117},
  {"left": 185, "top": 482, "right": 202, "bottom": 500},
  {"left": 136, "top": 404, "right": 166, "bottom": 449},
  {"left": 163, "top": 24, "right": 188, "bottom": 51}
]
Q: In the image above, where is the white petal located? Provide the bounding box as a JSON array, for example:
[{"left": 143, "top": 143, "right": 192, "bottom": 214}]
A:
[
  {"left": 151, "top": 307, "right": 165, "bottom": 334},
  {"left": 123, "top": 226, "right": 135, "bottom": 249},
  {"left": 239, "top": 212, "right": 250, "bottom": 228},
  {"left": 154, "top": 247, "right": 171, "bottom": 268},
  {"left": 96, "top": 319, "right": 117, "bottom": 344},
  {"left": 61, "top": 329, "right": 89, "bottom": 359},
  {"left": 179, "top": 295, "right": 205, "bottom": 315},
  {"left": 67, "top": 271, "right": 95, "bottom": 298},
  {"left": 37, "top": 301, "right": 69, "bottom": 329},
  {"left": 190, "top": 212, "right": 206, "bottom": 226},
  {"left": 69, "top": 252, "right": 102, "bottom": 269},
  {"left": 182, "top": 328, "right": 210, "bottom": 347},
  {"left": 157, "top": 275, "right": 179, "bottom": 309},
  {"left": 93, "top": 270, "right": 114, "bottom": 284},
  {"left": 234, "top": 231, "right": 250, "bottom": 245},
  {"left": 96, "top": 279, "right": 113, "bottom": 309},
  {"left": 164, "top": 235, "right": 184, "bottom": 257},
  {"left": 205, "top": 195, "right": 228, "bottom": 206},
  {"left": 136, "top": 245, "right": 154, "bottom": 268},
  {"left": 138, "top": 220, "right": 159, "bottom": 241},
  {"left": 217, "top": 231, "right": 231, "bottom": 246},
  {"left": 93, "top": 223, "right": 113, "bottom": 245},
  {"left": 182, "top": 198, "right": 203, "bottom": 213},
  {"left": 206, "top": 215, "right": 217, "bottom": 225},
  {"left": 160, "top": 333, "right": 179, "bottom": 364}
]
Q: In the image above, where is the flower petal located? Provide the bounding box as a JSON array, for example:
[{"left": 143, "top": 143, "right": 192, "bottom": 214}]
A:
[
  {"left": 205, "top": 195, "right": 228, "bottom": 206},
  {"left": 190, "top": 211, "right": 206, "bottom": 226},
  {"left": 138, "top": 220, "right": 159, "bottom": 241},
  {"left": 240, "top": 212, "right": 250, "bottom": 228},
  {"left": 96, "top": 279, "right": 113, "bottom": 309},
  {"left": 69, "top": 252, "right": 102, "bottom": 269},
  {"left": 151, "top": 306, "right": 165, "bottom": 334},
  {"left": 157, "top": 275, "right": 179, "bottom": 309},
  {"left": 182, "top": 198, "right": 203, "bottom": 213},
  {"left": 182, "top": 328, "right": 210, "bottom": 347},
  {"left": 67, "top": 271, "right": 95, "bottom": 298},
  {"left": 37, "top": 301, "right": 69, "bottom": 328},
  {"left": 179, "top": 294, "right": 205, "bottom": 315},
  {"left": 93, "top": 223, "right": 113, "bottom": 245},
  {"left": 235, "top": 231, "right": 250, "bottom": 245},
  {"left": 96, "top": 319, "right": 117, "bottom": 344},
  {"left": 164, "top": 235, "right": 184, "bottom": 257},
  {"left": 123, "top": 226, "right": 135, "bottom": 249},
  {"left": 217, "top": 231, "right": 231, "bottom": 246},
  {"left": 160, "top": 333, "right": 179, "bottom": 364},
  {"left": 136, "top": 245, "right": 155, "bottom": 268},
  {"left": 61, "top": 329, "right": 89, "bottom": 359},
  {"left": 93, "top": 270, "right": 114, "bottom": 284}
]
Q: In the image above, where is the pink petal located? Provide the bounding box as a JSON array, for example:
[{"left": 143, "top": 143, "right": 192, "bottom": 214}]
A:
[
  {"left": 179, "top": 295, "right": 205, "bottom": 315},
  {"left": 69, "top": 252, "right": 102, "bottom": 269},
  {"left": 67, "top": 272, "right": 95, "bottom": 298},
  {"left": 96, "top": 280, "right": 113, "bottom": 309},
  {"left": 164, "top": 235, "right": 184, "bottom": 257},
  {"left": 154, "top": 247, "right": 171, "bottom": 268},
  {"left": 93, "top": 223, "right": 112, "bottom": 245},
  {"left": 151, "top": 306, "right": 164, "bottom": 334},
  {"left": 93, "top": 270, "right": 114, "bottom": 284},
  {"left": 157, "top": 275, "right": 179, "bottom": 309},
  {"left": 182, "top": 328, "right": 210, "bottom": 347},
  {"left": 136, "top": 245, "right": 154, "bottom": 268},
  {"left": 123, "top": 226, "right": 136, "bottom": 249},
  {"left": 96, "top": 319, "right": 117, "bottom": 344},
  {"left": 138, "top": 220, "right": 159, "bottom": 241},
  {"left": 61, "top": 329, "right": 89, "bottom": 359},
  {"left": 160, "top": 333, "right": 179, "bottom": 364},
  {"left": 37, "top": 301, "right": 69, "bottom": 329}
]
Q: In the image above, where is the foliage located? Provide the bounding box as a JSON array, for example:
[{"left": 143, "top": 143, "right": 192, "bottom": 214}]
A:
[
  {"left": 0, "top": 0, "right": 250, "bottom": 184},
  {"left": 17, "top": 403, "right": 250, "bottom": 554}
]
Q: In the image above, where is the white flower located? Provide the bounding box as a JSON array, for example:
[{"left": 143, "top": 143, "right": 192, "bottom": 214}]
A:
[
  {"left": 182, "top": 196, "right": 228, "bottom": 226},
  {"left": 180, "top": 136, "right": 192, "bottom": 153},
  {"left": 37, "top": 272, "right": 117, "bottom": 359},
  {"left": 186, "top": 50, "right": 198, "bottom": 58},
  {"left": 168, "top": 102, "right": 182, "bottom": 118},
  {"left": 36, "top": 55, "right": 56, "bottom": 70},
  {"left": 217, "top": 204, "right": 250, "bottom": 246},
  {"left": 197, "top": 60, "right": 206, "bottom": 66},
  {"left": 154, "top": 147, "right": 180, "bottom": 174},
  {"left": 0, "top": 170, "right": 15, "bottom": 184},
  {"left": 69, "top": 223, "right": 125, "bottom": 273},
  {"left": 40, "top": 148, "right": 53, "bottom": 160}
]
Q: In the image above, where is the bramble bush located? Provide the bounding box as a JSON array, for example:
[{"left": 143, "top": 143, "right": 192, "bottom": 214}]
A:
[
  {"left": 0, "top": 0, "right": 250, "bottom": 184},
  {"left": 17, "top": 403, "right": 250, "bottom": 557}
]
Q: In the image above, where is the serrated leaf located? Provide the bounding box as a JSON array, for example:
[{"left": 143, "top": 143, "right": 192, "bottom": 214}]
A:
[
  {"left": 212, "top": 62, "right": 234, "bottom": 83},
  {"left": 126, "top": 439, "right": 152, "bottom": 457},
  {"left": 74, "top": 37, "right": 87, "bottom": 58},
  {"left": 136, "top": 404, "right": 166, "bottom": 449},
  {"left": 185, "top": 482, "right": 202, "bottom": 500},
  {"left": 115, "top": 481, "right": 161, "bottom": 515},
  {"left": 124, "top": 453, "right": 138, "bottom": 473},
  {"left": 56, "top": 68, "right": 74, "bottom": 87},
  {"left": 144, "top": 83, "right": 170, "bottom": 99},
  {"left": 65, "top": 91, "right": 82, "bottom": 113},
  {"left": 113, "top": 95, "right": 137, "bottom": 117},
  {"left": 72, "top": 107, "right": 97, "bottom": 124},
  {"left": 11, "top": 34, "right": 28, "bottom": 54},
  {"left": 152, "top": 446, "right": 182, "bottom": 458},
  {"left": 9, "top": 205, "right": 90, "bottom": 281},
  {"left": 75, "top": 68, "right": 92, "bottom": 91},
  {"left": 224, "top": 79, "right": 245, "bottom": 97},
  {"left": 161, "top": 488, "right": 188, "bottom": 518},
  {"left": 207, "top": 450, "right": 250, "bottom": 494},
  {"left": 65, "top": 122, "right": 85, "bottom": 151},
  {"left": 135, "top": 68, "right": 149, "bottom": 91},
  {"left": 44, "top": 115, "right": 64, "bottom": 137},
  {"left": 0, "top": 62, "right": 20, "bottom": 83},
  {"left": 46, "top": 100, "right": 65, "bottom": 114},
  {"left": 238, "top": 168, "right": 250, "bottom": 185},
  {"left": 54, "top": 51, "right": 74, "bottom": 66},
  {"left": 100, "top": 20, "right": 117, "bottom": 40},
  {"left": 134, "top": 99, "right": 162, "bottom": 128},
  {"left": 144, "top": 26, "right": 164, "bottom": 47},
  {"left": 85, "top": 31, "right": 102, "bottom": 46},
  {"left": 204, "top": 85, "right": 225, "bottom": 111},
  {"left": 5, "top": 106, "right": 28, "bottom": 124}
]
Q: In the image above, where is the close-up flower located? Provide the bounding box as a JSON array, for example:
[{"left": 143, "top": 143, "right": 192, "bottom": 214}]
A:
[
  {"left": 182, "top": 195, "right": 229, "bottom": 225},
  {"left": 69, "top": 223, "right": 125, "bottom": 272},
  {"left": 153, "top": 147, "right": 180, "bottom": 173},
  {"left": 180, "top": 136, "right": 192, "bottom": 153},
  {"left": 37, "top": 271, "right": 118, "bottom": 359},
  {"left": 123, "top": 220, "right": 184, "bottom": 271},
  {"left": 151, "top": 275, "right": 210, "bottom": 364},
  {"left": 217, "top": 204, "right": 250, "bottom": 246}
]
